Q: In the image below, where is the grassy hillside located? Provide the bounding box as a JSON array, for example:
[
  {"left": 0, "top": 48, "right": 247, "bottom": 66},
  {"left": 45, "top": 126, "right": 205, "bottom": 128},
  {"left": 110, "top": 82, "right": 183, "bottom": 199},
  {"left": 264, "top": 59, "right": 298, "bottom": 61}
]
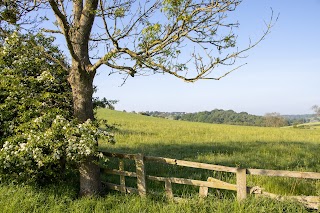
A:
[
  {"left": 283, "top": 122, "right": 320, "bottom": 129},
  {"left": 98, "top": 109, "right": 320, "bottom": 196},
  {"left": 98, "top": 109, "right": 319, "bottom": 169},
  {"left": 296, "top": 122, "right": 320, "bottom": 130},
  {"left": 1, "top": 109, "right": 319, "bottom": 212}
]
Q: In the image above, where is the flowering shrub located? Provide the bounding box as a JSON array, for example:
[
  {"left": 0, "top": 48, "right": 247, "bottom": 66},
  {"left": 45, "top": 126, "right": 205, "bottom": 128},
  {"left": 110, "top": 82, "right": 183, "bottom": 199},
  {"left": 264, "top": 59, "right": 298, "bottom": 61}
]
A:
[
  {"left": 0, "top": 114, "right": 114, "bottom": 183},
  {"left": 0, "top": 32, "right": 114, "bottom": 183}
]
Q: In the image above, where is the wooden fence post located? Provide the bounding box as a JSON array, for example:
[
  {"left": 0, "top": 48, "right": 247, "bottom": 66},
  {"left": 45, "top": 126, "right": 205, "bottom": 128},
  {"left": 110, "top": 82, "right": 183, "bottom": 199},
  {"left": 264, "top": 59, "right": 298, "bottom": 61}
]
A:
[
  {"left": 199, "top": 186, "right": 209, "bottom": 198},
  {"left": 236, "top": 168, "right": 247, "bottom": 201},
  {"left": 199, "top": 177, "right": 210, "bottom": 198},
  {"left": 135, "top": 153, "right": 147, "bottom": 197},
  {"left": 119, "top": 159, "right": 126, "bottom": 193},
  {"left": 165, "top": 179, "right": 174, "bottom": 199}
]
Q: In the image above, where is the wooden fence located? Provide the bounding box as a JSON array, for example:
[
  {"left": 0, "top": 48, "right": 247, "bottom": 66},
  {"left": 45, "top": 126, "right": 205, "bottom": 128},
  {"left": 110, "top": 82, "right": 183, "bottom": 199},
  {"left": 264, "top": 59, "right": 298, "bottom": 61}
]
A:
[{"left": 101, "top": 151, "right": 320, "bottom": 209}]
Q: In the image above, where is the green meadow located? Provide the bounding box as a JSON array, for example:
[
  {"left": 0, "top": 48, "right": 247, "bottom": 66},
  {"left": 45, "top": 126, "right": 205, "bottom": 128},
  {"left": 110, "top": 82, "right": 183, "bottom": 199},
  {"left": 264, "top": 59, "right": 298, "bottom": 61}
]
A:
[
  {"left": 1, "top": 108, "right": 319, "bottom": 212},
  {"left": 98, "top": 109, "right": 320, "bottom": 196},
  {"left": 285, "top": 122, "right": 320, "bottom": 129}
]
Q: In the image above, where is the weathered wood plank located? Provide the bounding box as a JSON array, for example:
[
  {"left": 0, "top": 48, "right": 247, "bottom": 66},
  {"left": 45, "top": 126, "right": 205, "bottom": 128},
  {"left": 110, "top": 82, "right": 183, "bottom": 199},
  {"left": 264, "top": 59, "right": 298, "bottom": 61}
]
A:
[
  {"left": 236, "top": 168, "right": 247, "bottom": 201},
  {"left": 199, "top": 186, "right": 209, "bottom": 198},
  {"left": 247, "top": 169, "right": 320, "bottom": 180},
  {"left": 101, "top": 151, "right": 136, "bottom": 160},
  {"left": 145, "top": 156, "right": 176, "bottom": 164},
  {"left": 207, "top": 177, "right": 237, "bottom": 191},
  {"left": 119, "top": 160, "right": 126, "bottom": 193},
  {"left": 103, "top": 168, "right": 137, "bottom": 177},
  {"left": 103, "top": 152, "right": 320, "bottom": 180},
  {"left": 165, "top": 180, "right": 174, "bottom": 199},
  {"left": 103, "top": 182, "right": 139, "bottom": 194},
  {"left": 145, "top": 156, "right": 237, "bottom": 173},
  {"left": 147, "top": 175, "right": 237, "bottom": 191},
  {"left": 135, "top": 153, "right": 147, "bottom": 197},
  {"left": 251, "top": 186, "right": 320, "bottom": 210}
]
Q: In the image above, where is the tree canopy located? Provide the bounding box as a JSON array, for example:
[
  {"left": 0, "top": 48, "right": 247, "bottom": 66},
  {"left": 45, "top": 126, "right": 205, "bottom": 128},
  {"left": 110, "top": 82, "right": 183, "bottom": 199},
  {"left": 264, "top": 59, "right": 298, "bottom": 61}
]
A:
[
  {"left": 312, "top": 105, "right": 320, "bottom": 117},
  {"left": 1, "top": 0, "right": 274, "bottom": 82},
  {"left": 176, "top": 109, "right": 266, "bottom": 126},
  {"left": 0, "top": 0, "right": 275, "bottom": 195}
]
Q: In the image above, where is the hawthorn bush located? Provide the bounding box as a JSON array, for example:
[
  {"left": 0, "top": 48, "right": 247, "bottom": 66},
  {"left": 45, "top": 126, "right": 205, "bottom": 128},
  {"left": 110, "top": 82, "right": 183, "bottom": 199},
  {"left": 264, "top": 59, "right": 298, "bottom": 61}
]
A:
[{"left": 0, "top": 32, "right": 113, "bottom": 184}]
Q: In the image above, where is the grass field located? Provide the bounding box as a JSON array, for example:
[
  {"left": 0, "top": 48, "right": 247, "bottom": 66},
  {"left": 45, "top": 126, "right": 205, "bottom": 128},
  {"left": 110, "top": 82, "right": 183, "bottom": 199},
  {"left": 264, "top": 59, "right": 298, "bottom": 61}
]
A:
[
  {"left": 282, "top": 121, "right": 320, "bottom": 129},
  {"left": 98, "top": 109, "right": 320, "bottom": 195},
  {"left": 295, "top": 122, "right": 320, "bottom": 129},
  {"left": 1, "top": 108, "right": 319, "bottom": 212}
]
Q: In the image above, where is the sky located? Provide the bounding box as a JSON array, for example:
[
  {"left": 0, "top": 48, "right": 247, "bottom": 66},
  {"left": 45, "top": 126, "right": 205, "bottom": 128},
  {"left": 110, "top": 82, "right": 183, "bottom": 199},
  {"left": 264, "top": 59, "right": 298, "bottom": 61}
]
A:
[
  {"left": 91, "top": 0, "right": 320, "bottom": 115},
  {"left": 45, "top": 0, "right": 320, "bottom": 115}
]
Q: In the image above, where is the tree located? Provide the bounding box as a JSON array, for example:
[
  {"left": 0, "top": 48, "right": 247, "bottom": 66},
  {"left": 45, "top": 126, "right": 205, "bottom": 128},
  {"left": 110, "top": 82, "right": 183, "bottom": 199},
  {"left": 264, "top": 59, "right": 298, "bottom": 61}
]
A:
[
  {"left": 1, "top": 0, "right": 275, "bottom": 195},
  {"left": 264, "top": 112, "right": 287, "bottom": 127},
  {"left": 311, "top": 105, "right": 320, "bottom": 118}
]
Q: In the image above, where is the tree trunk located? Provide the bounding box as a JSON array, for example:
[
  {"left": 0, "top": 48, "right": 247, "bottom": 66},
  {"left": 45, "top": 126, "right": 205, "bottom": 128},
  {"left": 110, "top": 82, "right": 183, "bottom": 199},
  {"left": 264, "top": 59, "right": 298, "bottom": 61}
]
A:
[
  {"left": 69, "top": 62, "right": 101, "bottom": 196},
  {"left": 79, "top": 156, "right": 101, "bottom": 196}
]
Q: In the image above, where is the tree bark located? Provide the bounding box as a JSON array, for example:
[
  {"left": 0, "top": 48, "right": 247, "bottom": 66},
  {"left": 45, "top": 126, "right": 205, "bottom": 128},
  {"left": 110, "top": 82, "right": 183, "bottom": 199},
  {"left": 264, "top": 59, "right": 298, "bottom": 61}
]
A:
[
  {"left": 69, "top": 61, "right": 101, "bottom": 196},
  {"left": 79, "top": 156, "right": 101, "bottom": 196},
  {"left": 47, "top": 0, "right": 101, "bottom": 196}
]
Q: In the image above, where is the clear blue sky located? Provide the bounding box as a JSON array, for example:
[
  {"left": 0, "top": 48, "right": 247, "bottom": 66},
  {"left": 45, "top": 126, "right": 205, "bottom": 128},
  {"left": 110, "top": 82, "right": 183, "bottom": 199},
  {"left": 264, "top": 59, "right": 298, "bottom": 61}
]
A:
[{"left": 57, "top": 1, "right": 320, "bottom": 115}]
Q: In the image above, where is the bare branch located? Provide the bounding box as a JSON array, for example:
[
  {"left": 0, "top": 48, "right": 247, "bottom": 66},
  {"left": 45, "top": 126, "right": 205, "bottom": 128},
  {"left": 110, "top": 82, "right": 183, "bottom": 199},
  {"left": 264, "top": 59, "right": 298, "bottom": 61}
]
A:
[
  {"left": 8, "top": 0, "right": 276, "bottom": 83},
  {"left": 48, "top": 0, "right": 78, "bottom": 61},
  {"left": 41, "top": 29, "right": 63, "bottom": 34},
  {"left": 78, "top": 0, "right": 98, "bottom": 42},
  {"left": 72, "top": 0, "right": 83, "bottom": 25}
]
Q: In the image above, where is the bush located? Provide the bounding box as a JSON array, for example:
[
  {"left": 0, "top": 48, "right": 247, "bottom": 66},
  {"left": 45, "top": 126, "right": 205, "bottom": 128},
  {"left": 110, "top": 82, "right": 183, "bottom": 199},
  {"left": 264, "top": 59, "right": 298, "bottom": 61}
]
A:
[{"left": 0, "top": 32, "right": 113, "bottom": 184}]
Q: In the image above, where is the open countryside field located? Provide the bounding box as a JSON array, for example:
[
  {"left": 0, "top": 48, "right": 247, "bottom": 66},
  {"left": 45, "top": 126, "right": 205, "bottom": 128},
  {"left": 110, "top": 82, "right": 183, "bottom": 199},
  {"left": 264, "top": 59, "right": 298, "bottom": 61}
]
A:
[
  {"left": 97, "top": 109, "right": 320, "bottom": 208},
  {"left": 1, "top": 109, "right": 319, "bottom": 213},
  {"left": 294, "top": 122, "right": 320, "bottom": 129},
  {"left": 281, "top": 121, "right": 320, "bottom": 130},
  {"left": 98, "top": 109, "right": 320, "bottom": 173}
]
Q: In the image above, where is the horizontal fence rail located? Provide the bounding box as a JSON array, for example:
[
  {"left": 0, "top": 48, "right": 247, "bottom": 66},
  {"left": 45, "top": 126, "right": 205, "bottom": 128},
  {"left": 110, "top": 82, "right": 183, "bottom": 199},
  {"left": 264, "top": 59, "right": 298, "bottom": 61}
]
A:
[
  {"left": 100, "top": 151, "right": 320, "bottom": 210},
  {"left": 247, "top": 168, "right": 320, "bottom": 179},
  {"left": 145, "top": 156, "right": 238, "bottom": 173}
]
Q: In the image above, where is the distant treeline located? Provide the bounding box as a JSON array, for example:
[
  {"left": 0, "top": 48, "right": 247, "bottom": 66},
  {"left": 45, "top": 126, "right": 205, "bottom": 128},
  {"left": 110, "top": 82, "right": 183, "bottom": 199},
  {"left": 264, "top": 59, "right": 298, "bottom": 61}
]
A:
[
  {"left": 282, "top": 114, "right": 314, "bottom": 122},
  {"left": 175, "top": 109, "right": 266, "bottom": 126},
  {"left": 141, "top": 110, "right": 315, "bottom": 127}
]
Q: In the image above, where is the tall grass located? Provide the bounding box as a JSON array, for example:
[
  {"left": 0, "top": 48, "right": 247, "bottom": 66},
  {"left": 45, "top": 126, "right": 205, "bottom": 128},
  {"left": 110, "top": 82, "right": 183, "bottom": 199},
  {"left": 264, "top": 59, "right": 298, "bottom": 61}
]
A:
[
  {"left": 0, "top": 108, "right": 319, "bottom": 212},
  {"left": 0, "top": 183, "right": 309, "bottom": 212}
]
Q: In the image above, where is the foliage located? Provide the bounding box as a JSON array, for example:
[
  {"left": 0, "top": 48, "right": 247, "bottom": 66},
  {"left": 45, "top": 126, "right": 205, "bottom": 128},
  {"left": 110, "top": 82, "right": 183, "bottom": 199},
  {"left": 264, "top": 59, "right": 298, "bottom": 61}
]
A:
[
  {"left": 0, "top": 32, "right": 73, "bottom": 140},
  {"left": 0, "top": 0, "right": 18, "bottom": 24},
  {"left": 264, "top": 112, "right": 288, "bottom": 127},
  {"left": 93, "top": 97, "right": 118, "bottom": 110},
  {"left": 312, "top": 105, "right": 320, "bottom": 115},
  {"left": 175, "top": 109, "right": 266, "bottom": 126},
  {"left": 0, "top": 32, "right": 114, "bottom": 184},
  {"left": 282, "top": 114, "right": 313, "bottom": 126},
  {"left": 1, "top": 0, "right": 275, "bottom": 195},
  {"left": 0, "top": 108, "right": 317, "bottom": 212},
  {"left": 0, "top": 108, "right": 317, "bottom": 211},
  {"left": 311, "top": 105, "right": 320, "bottom": 121},
  {"left": 1, "top": 1, "right": 274, "bottom": 82}
]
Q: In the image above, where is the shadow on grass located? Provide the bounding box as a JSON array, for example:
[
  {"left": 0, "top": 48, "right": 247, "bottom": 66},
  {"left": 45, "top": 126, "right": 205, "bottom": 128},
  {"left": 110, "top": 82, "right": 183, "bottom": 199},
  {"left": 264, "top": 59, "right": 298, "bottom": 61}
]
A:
[
  {"left": 101, "top": 140, "right": 320, "bottom": 196},
  {"left": 101, "top": 126, "right": 157, "bottom": 137},
  {"left": 102, "top": 141, "right": 320, "bottom": 171}
]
